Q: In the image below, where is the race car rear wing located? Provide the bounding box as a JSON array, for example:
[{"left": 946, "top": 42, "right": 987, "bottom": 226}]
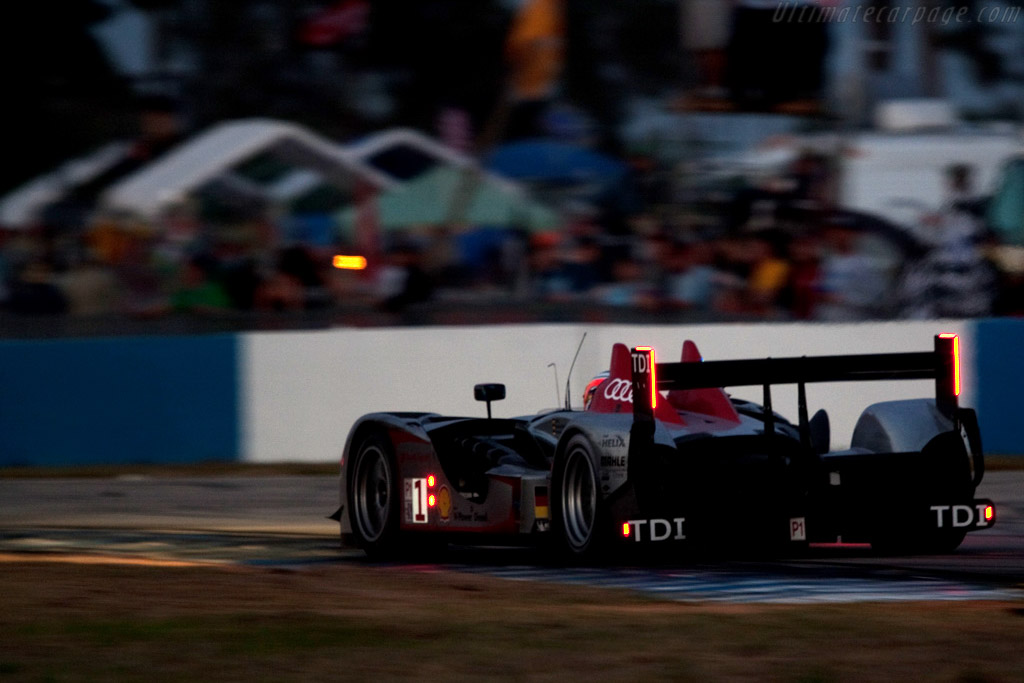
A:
[{"left": 630, "top": 334, "right": 962, "bottom": 435}]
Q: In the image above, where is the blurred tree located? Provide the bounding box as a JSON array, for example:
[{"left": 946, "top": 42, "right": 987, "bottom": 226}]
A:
[{"left": 0, "top": 0, "right": 133, "bottom": 195}]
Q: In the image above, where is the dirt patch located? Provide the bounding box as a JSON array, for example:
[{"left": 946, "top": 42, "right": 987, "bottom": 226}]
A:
[{"left": 2, "top": 558, "right": 1023, "bottom": 682}]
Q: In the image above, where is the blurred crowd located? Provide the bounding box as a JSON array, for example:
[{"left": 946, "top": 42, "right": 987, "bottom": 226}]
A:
[
  {"left": 3, "top": 0, "right": 1022, "bottom": 331},
  {"left": 0, "top": 152, "right": 1017, "bottom": 329}
]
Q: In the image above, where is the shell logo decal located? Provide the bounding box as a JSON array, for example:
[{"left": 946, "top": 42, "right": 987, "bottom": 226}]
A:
[{"left": 438, "top": 486, "right": 452, "bottom": 522}]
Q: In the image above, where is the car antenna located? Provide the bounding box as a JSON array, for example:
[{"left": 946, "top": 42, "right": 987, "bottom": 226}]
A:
[
  {"left": 547, "top": 362, "right": 560, "bottom": 408},
  {"left": 564, "top": 332, "right": 587, "bottom": 410}
]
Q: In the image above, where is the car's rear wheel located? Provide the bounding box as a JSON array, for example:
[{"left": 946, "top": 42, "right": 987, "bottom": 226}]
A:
[
  {"left": 348, "top": 432, "right": 400, "bottom": 557},
  {"left": 552, "top": 434, "right": 605, "bottom": 560}
]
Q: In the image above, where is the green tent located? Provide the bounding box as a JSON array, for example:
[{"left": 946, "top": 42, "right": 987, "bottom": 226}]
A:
[
  {"left": 336, "top": 166, "right": 559, "bottom": 234},
  {"left": 988, "top": 158, "right": 1024, "bottom": 245}
]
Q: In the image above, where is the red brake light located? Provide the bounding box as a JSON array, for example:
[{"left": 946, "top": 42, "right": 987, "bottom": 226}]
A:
[
  {"left": 635, "top": 346, "right": 657, "bottom": 409},
  {"left": 985, "top": 505, "right": 994, "bottom": 521},
  {"left": 939, "top": 333, "right": 961, "bottom": 397},
  {"left": 622, "top": 522, "right": 631, "bottom": 537}
]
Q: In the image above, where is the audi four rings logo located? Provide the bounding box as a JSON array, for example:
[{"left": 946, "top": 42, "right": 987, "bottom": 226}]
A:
[{"left": 603, "top": 378, "right": 633, "bottom": 402}]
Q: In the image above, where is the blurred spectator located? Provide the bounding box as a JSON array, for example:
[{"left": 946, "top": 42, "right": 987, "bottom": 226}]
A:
[
  {"left": 788, "top": 151, "right": 834, "bottom": 210},
  {"left": 745, "top": 235, "right": 791, "bottom": 316},
  {"left": 421, "top": 225, "right": 466, "bottom": 289},
  {"left": 561, "top": 236, "right": 603, "bottom": 295},
  {"left": 814, "top": 222, "right": 888, "bottom": 321},
  {"left": 458, "top": 227, "right": 516, "bottom": 290},
  {"left": 781, "top": 233, "right": 822, "bottom": 320},
  {"left": 378, "top": 244, "right": 433, "bottom": 313},
  {"left": 529, "top": 231, "right": 572, "bottom": 298},
  {"left": 0, "top": 230, "right": 10, "bottom": 308},
  {"left": 504, "top": 0, "right": 565, "bottom": 139},
  {"left": 58, "top": 248, "right": 118, "bottom": 316},
  {"left": 8, "top": 260, "right": 67, "bottom": 315},
  {"left": 710, "top": 233, "right": 753, "bottom": 314},
  {"left": 170, "top": 255, "right": 231, "bottom": 315},
  {"left": 255, "top": 256, "right": 305, "bottom": 312},
  {"left": 681, "top": 0, "right": 731, "bottom": 98},
  {"left": 900, "top": 164, "right": 996, "bottom": 318},
  {"left": 275, "top": 244, "right": 331, "bottom": 309},
  {"left": 595, "top": 258, "right": 649, "bottom": 307},
  {"left": 665, "top": 239, "right": 719, "bottom": 312},
  {"left": 115, "top": 231, "right": 167, "bottom": 315}
]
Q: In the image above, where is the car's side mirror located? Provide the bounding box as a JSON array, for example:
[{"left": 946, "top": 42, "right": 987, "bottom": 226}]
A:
[{"left": 474, "top": 383, "right": 506, "bottom": 419}]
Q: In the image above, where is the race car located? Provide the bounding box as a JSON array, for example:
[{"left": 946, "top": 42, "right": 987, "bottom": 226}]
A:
[{"left": 335, "top": 334, "right": 995, "bottom": 559}]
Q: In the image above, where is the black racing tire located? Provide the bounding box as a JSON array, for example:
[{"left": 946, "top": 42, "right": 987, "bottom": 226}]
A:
[
  {"left": 347, "top": 431, "right": 401, "bottom": 558},
  {"left": 551, "top": 434, "right": 607, "bottom": 561}
]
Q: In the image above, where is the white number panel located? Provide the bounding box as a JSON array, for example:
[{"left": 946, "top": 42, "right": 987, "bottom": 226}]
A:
[{"left": 405, "top": 478, "right": 429, "bottom": 524}]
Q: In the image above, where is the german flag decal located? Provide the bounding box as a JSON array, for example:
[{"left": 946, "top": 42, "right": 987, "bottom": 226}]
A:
[{"left": 534, "top": 486, "right": 549, "bottom": 520}]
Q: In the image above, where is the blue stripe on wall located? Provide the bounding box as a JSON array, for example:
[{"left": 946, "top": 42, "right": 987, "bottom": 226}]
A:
[
  {"left": 974, "top": 318, "right": 1024, "bottom": 455},
  {"left": 0, "top": 335, "right": 239, "bottom": 466}
]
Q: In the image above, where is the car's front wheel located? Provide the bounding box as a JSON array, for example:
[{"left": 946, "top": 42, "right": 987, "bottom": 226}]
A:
[
  {"left": 348, "top": 431, "right": 400, "bottom": 557},
  {"left": 551, "top": 434, "right": 606, "bottom": 560}
]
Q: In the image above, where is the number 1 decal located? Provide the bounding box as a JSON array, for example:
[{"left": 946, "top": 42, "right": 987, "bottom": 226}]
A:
[{"left": 406, "top": 478, "right": 429, "bottom": 524}]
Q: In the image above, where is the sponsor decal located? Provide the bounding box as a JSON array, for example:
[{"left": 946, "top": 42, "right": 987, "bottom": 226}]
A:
[
  {"left": 601, "top": 455, "right": 626, "bottom": 468},
  {"left": 930, "top": 504, "right": 993, "bottom": 528},
  {"left": 603, "top": 378, "right": 633, "bottom": 403},
  {"left": 790, "top": 517, "right": 807, "bottom": 542},
  {"left": 600, "top": 434, "right": 626, "bottom": 449},
  {"left": 453, "top": 509, "right": 490, "bottom": 522},
  {"left": 437, "top": 486, "right": 452, "bottom": 522},
  {"left": 623, "top": 517, "right": 686, "bottom": 542}
]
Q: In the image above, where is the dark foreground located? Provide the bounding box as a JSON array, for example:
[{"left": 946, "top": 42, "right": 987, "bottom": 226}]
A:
[{"left": 2, "top": 558, "right": 1024, "bottom": 683}]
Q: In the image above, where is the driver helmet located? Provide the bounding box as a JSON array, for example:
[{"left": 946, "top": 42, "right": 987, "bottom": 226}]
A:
[{"left": 583, "top": 371, "right": 610, "bottom": 410}]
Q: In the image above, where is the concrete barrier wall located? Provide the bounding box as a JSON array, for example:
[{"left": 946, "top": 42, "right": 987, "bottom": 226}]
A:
[
  {"left": 2, "top": 320, "right": 1014, "bottom": 467},
  {"left": 0, "top": 335, "right": 239, "bottom": 466}
]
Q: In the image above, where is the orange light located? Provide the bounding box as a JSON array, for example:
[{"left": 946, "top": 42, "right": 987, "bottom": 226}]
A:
[
  {"left": 985, "top": 505, "right": 994, "bottom": 521},
  {"left": 427, "top": 474, "right": 436, "bottom": 488},
  {"left": 939, "top": 333, "right": 961, "bottom": 397},
  {"left": 636, "top": 346, "right": 657, "bottom": 409},
  {"left": 622, "top": 522, "right": 630, "bottom": 537},
  {"left": 428, "top": 494, "right": 436, "bottom": 508},
  {"left": 333, "top": 254, "right": 368, "bottom": 270}
]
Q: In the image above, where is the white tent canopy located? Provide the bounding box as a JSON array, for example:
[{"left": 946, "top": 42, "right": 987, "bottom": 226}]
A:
[
  {"left": 345, "top": 127, "right": 476, "bottom": 178},
  {"left": 100, "top": 119, "right": 394, "bottom": 220},
  {"left": 0, "top": 142, "right": 130, "bottom": 228}
]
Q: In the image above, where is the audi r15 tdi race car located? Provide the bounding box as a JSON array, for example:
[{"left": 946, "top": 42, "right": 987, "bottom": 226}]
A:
[{"left": 335, "top": 334, "right": 995, "bottom": 559}]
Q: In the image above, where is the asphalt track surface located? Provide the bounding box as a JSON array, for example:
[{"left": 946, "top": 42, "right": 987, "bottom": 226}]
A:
[{"left": 1, "top": 471, "right": 1022, "bottom": 603}]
